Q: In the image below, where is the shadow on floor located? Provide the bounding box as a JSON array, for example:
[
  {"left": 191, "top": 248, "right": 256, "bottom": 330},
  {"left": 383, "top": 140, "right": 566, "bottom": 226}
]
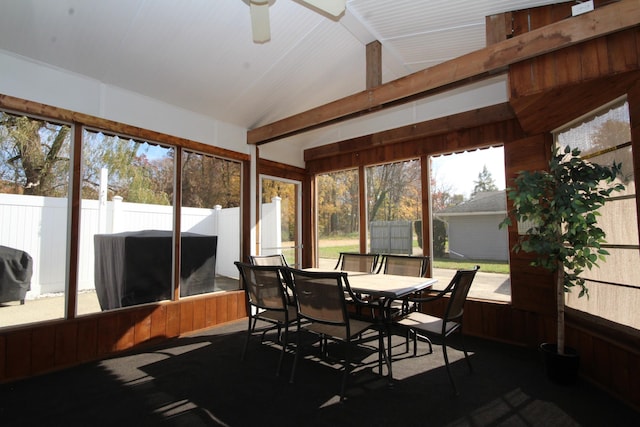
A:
[{"left": 0, "top": 319, "right": 637, "bottom": 426}]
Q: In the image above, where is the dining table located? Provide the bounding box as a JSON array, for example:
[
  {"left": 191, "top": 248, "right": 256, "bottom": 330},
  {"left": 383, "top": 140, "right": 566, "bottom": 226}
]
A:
[{"left": 303, "top": 268, "right": 437, "bottom": 380}]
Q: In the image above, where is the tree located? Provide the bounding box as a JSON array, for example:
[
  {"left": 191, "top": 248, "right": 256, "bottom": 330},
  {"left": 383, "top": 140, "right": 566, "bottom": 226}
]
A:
[
  {"left": 2, "top": 116, "right": 242, "bottom": 208},
  {"left": 317, "top": 169, "right": 359, "bottom": 236},
  {"left": 81, "top": 131, "right": 171, "bottom": 205},
  {"left": 471, "top": 165, "right": 498, "bottom": 197},
  {"left": 181, "top": 151, "right": 240, "bottom": 209},
  {"left": 0, "top": 112, "right": 70, "bottom": 197},
  {"left": 367, "top": 160, "right": 421, "bottom": 222}
]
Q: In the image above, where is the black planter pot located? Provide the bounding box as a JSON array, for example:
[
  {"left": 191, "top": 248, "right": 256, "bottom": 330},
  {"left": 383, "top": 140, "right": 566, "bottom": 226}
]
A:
[{"left": 539, "top": 342, "right": 580, "bottom": 385}]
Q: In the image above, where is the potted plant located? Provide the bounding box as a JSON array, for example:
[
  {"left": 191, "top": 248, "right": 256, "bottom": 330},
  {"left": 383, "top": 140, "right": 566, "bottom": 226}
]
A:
[{"left": 500, "top": 145, "right": 624, "bottom": 384}]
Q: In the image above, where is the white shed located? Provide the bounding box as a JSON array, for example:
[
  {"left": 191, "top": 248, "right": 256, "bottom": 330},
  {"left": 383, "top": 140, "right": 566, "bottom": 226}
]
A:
[{"left": 435, "top": 191, "right": 509, "bottom": 261}]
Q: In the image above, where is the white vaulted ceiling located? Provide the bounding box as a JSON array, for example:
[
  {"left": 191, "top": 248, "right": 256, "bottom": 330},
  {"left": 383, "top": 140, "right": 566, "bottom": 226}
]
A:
[{"left": 0, "top": 0, "right": 563, "bottom": 131}]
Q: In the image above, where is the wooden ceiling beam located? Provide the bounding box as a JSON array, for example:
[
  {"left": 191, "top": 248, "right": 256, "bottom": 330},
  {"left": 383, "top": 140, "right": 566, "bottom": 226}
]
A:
[
  {"left": 304, "top": 102, "right": 517, "bottom": 162},
  {"left": 247, "top": 0, "right": 639, "bottom": 145}
]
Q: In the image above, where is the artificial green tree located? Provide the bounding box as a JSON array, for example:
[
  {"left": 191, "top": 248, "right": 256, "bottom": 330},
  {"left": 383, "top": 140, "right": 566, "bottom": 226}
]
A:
[{"left": 500, "top": 146, "right": 624, "bottom": 355}]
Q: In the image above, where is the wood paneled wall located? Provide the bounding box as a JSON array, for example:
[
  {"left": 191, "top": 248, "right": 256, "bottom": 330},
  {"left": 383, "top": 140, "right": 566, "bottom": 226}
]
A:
[
  {"left": 507, "top": 2, "right": 640, "bottom": 135},
  {"left": 0, "top": 291, "right": 246, "bottom": 382}
]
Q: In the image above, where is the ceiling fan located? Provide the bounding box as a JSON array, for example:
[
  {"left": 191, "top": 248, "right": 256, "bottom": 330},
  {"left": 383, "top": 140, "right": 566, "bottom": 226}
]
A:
[{"left": 249, "top": 0, "right": 347, "bottom": 43}]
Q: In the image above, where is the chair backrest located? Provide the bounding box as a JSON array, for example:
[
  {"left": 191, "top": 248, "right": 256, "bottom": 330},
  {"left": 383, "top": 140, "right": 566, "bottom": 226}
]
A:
[
  {"left": 286, "top": 268, "right": 349, "bottom": 327},
  {"left": 379, "top": 254, "right": 430, "bottom": 277},
  {"left": 235, "top": 261, "right": 288, "bottom": 311},
  {"left": 249, "top": 254, "right": 288, "bottom": 267},
  {"left": 335, "top": 252, "right": 379, "bottom": 273},
  {"left": 444, "top": 265, "right": 480, "bottom": 322}
]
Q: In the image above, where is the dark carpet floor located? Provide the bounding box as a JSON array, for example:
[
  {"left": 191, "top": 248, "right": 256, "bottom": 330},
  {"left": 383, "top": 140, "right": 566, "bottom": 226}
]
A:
[{"left": 0, "top": 318, "right": 638, "bottom": 427}]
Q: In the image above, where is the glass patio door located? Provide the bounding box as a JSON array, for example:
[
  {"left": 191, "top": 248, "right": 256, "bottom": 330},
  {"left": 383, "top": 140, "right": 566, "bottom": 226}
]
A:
[{"left": 259, "top": 176, "right": 301, "bottom": 267}]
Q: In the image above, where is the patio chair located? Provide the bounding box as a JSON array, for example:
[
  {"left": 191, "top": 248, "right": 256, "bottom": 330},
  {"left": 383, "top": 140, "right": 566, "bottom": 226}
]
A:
[
  {"left": 249, "top": 254, "right": 288, "bottom": 267},
  {"left": 377, "top": 254, "right": 430, "bottom": 277},
  {"left": 378, "top": 254, "right": 431, "bottom": 315},
  {"left": 285, "top": 267, "right": 387, "bottom": 401},
  {"left": 235, "top": 261, "right": 297, "bottom": 376},
  {"left": 334, "top": 252, "right": 379, "bottom": 273},
  {"left": 249, "top": 254, "right": 294, "bottom": 304},
  {"left": 333, "top": 252, "right": 380, "bottom": 318},
  {"left": 392, "top": 265, "right": 480, "bottom": 395}
]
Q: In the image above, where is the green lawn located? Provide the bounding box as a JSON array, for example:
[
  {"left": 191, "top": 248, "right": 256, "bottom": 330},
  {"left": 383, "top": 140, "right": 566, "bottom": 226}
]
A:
[
  {"left": 318, "top": 245, "right": 359, "bottom": 259},
  {"left": 432, "top": 258, "right": 509, "bottom": 274},
  {"left": 317, "top": 245, "right": 509, "bottom": 274}
]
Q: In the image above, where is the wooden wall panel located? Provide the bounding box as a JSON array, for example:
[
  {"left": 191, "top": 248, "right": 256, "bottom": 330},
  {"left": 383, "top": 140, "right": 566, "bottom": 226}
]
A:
[
  {"left": 193, "top": 299, "right": 206, "bottom": 331},
  {"left": 180, "top": 300, "right": 195, "bottom": 335},
  {"left": 150, "top": 305, "right": 168, "bottom": 339},
  {"left": 115, "top": 311, "right": 135, "bottom": 351},
  {"left": 6, "top": 331, "right": 31, "bottom": 379},
  {"left": 608, "top": 29, "right": 639, "bottom": 74},
  {"left": 580, "top": 37, "right": 609, "bottom": 80},
  {"left": 77, "top": 319, "right": 98, "bottom": 362},
  {"left": 629, "top": 352, "right": 640, "bottom": 409},
  {"left": 205, "top": 297, "right": 218, "bottom": 328},
  {"left": 564, "top": 310, "right": 640, "bottom": 409},
  {"left": 228, "top": 293, "right": 239, "bottom": 320},
  {"left": 0, "top": 336, "right": 5, "bottom": 379},
  {"left": 55, "top": 323, "right": 79, "bottom": 367},
  {"left": 133, "top": 308, "right": 153, "bottom": 344},
  {"left": 510, "top": 27, "right": 640, "bottom": 105},
  {"left": 166, "top": 304, "right": 181, "bottom": 338},
  {"left": 0, "top": 291, "right": 246, "bottom": 383},
  {"left": 97, "top": 316, "right": 118, "bottom": 355},
  {"left": 306, "top": 119, "right": 524, "bottom": 175},
  {"left": 423, "top": 299, "right": 551, "bottom": 347},
  {"left": 32, "top": 325, "right": 56, "bottom": 374},
  {"left": 503, "top": 134, "right": 557, "bottom": 317}
]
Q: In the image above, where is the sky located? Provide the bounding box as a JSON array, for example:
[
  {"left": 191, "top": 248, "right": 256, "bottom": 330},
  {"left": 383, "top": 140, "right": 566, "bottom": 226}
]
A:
[
  {"left": 430, "top": 146, "right": 505, "bottom": 199},
  {"left": 138, "top": 141, "right": 506, "bottom": 200}
]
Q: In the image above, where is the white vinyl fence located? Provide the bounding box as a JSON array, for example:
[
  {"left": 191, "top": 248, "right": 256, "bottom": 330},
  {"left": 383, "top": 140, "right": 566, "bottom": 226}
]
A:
[{"left": 0, "top": 193, "right": 260, "bottom": 299}]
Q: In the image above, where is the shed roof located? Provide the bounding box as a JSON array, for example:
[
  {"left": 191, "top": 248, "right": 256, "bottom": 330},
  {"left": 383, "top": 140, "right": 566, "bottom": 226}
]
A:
[{"left": 436, "top": 191, "right": 506, "bottom": 216}]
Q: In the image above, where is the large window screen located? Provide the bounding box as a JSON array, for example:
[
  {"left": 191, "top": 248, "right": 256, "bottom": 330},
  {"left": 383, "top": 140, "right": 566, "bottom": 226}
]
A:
[
  {"left": 556, "top": 99, "right": 640, "bottom": 330},
  {"left": 366, "top": 160, "right": 422, "bottom": 255},
  {"left": 430, "top": 147, "right": 510, "bottom": 301},
  {"left": 78, "top": 130, "right": 176, "bottom": 313},
  {"left": 0, "top": 112, "right": 71, "bottom": 327},
  {"left": 181, "top": 151, "right": 241, "bottom": 294},
  {"left": 316, "top": 169, "right": 359, "bottom": 268}
]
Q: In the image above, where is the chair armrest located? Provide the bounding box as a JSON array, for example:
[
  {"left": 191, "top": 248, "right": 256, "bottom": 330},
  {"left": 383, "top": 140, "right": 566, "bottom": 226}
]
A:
[{"left": 404, "top": 287, "right": 453, "bottom": 304}]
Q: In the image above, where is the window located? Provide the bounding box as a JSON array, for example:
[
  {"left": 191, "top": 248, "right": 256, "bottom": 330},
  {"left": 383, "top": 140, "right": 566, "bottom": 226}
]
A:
[
  {"left": 430, "top": 146, "right": 510, "bottom": 301},
  {"left": 261, "top": 176, "right": 301, "bottom": 267},
  {"left": 316, "top": 169, "right": 359, "bottom": 268},
  {"left": 0, "top": 114, "right": 244, "bottom": 326},
  {"left": 366, "top": 159, "right": 422, "bottom": 255},
  {"left": 0, "top": 112, "right": 71, "bottom": 327},
  {"left": 181, "top": 150, "right": 241, "bottom": 294},
  {"left": 555, "top": 99, "right": 640, "bottom": 330},
  {"left": 78, "top": 130, "right": 176, "bottom": 312}
]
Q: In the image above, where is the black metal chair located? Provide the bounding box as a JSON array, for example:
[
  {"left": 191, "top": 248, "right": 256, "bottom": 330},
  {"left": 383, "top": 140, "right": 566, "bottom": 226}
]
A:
[
  {"left": 249, "top": 254, "right": 288, "bottom": 267},
  {"left": 249, "top": 254, "right": 294, "bottom": 304},
  {"left": 285, "top": 267, "right": 387, "bottom": 401},
  {"left": 377, "top": 254, "right": 430, "bottom": 277},
  {"left": 334, "top": 252, "right": 379, "bottom": 273},
  {"left": 378, "top": 254, "right": 431, "bottom": 314},
  {"left": 392, "top": 265, "right": 480, "bottom": 395},
  {"left": 235, "top": 261, "right": 297, "bottom": 376}
]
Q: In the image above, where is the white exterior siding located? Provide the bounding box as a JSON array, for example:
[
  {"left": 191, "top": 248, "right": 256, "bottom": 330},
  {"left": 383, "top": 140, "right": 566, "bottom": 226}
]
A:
[{"left": 446, "top": 213, "right": 509, "bottom": 261}]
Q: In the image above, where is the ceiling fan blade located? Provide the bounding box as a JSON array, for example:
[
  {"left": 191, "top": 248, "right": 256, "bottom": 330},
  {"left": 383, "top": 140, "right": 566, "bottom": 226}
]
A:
[
  {"left": 300, "top": 0, "right": 346, "bottom": 17},
  {"left": 250, "top": 1, "right": 270, "bottom": 43}
]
